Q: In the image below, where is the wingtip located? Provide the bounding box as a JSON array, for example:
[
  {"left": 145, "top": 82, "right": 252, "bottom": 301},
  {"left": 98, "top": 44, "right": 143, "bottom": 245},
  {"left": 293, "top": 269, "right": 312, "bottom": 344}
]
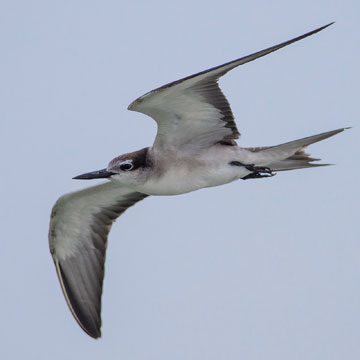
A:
[
  {"left": 87, "top": 329, "right": 102, "bottom": 339},
  {"left": 318, "top": 22, "right": 335, "bottom": 31},
  {"left": 307, "top": 22, "right": 335, "bottom": 37},
  {"left": 54, "top": 260, "right": 103, "bottom": 340}
]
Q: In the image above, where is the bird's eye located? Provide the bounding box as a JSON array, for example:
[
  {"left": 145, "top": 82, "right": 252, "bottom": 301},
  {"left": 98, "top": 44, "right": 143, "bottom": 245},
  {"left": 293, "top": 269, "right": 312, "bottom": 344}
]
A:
[{"left": 120, "top": 163, "right": 133, "bottom": 171}]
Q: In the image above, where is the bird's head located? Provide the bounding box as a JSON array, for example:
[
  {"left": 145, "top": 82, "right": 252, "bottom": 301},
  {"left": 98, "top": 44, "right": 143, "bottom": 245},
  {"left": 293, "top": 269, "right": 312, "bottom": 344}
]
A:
[{"left": 73, "top": 147, "right": 150, "bottom": 186}]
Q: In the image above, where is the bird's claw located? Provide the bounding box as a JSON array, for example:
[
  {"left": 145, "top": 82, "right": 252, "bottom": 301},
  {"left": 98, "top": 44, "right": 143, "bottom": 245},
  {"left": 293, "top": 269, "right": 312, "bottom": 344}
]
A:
[{"left": 242, "top": 165, "right": 276, "bottom": 180}]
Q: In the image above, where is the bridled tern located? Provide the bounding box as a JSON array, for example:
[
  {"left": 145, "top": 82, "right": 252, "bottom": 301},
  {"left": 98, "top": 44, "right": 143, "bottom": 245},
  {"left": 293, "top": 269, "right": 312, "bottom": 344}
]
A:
[{"left": 49, "top": 22, "right": 347, "bottom": 338}]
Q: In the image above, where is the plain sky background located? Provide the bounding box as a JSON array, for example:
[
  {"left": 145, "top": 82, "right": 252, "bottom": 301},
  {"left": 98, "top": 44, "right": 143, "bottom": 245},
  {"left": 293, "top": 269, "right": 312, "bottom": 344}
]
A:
[{"left": 1, "top": 1, "right": 359, "bottom": 359}]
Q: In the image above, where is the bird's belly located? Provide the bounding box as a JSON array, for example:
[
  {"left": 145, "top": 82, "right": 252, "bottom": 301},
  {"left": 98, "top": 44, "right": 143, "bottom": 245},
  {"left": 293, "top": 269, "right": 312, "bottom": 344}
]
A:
[{"left": 138, "top": 165, "right": 248, "bottom": 196}]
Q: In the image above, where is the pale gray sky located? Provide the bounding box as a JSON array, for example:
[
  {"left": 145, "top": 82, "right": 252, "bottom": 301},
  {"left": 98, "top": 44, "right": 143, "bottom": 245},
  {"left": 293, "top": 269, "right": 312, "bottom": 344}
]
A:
[{"left": 1, "top": 1, "right": 359, "bottom": 359}]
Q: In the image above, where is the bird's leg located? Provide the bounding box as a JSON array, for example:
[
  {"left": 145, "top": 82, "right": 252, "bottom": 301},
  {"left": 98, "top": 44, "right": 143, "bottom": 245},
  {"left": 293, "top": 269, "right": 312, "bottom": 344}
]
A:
[
  {"left": 230, "top": 161, "right": 276, "bottom": 180},
  {"left": 243, "top": 164, "right": 276, "bottom": 180}
]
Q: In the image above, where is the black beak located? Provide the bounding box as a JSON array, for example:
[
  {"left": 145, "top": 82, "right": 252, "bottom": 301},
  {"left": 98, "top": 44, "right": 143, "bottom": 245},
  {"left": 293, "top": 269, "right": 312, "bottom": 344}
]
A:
[{"left": 73, "top": 168, "right": 116, "bottom": 180}]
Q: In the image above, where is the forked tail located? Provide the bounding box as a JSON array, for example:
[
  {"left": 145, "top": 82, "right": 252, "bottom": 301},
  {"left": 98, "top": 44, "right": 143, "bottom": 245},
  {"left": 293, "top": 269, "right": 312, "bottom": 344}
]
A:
[{"left": 246, "top": 128, "right": 348, "bottom": 171}]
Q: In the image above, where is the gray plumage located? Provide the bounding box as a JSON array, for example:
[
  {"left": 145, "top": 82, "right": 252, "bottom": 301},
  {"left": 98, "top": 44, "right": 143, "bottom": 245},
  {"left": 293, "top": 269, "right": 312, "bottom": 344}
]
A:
[{"left": 49, "top": 22, "right": 347, "bottom": 339}]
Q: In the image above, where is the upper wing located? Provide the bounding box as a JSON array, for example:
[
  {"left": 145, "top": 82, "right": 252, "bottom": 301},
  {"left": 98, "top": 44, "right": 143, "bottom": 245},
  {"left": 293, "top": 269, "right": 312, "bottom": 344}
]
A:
[
  {"left": 128, "top": 23, "right": 333, "bottom": 152},
  {"left": 49, "top": 181, "right": 148, "bottom": 338}
]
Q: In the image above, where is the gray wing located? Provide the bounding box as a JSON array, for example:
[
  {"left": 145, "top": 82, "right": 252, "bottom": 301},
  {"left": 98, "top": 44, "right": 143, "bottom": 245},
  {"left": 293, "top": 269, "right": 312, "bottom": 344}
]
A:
[
  {"left": 128, "top": 23, "right": 333, "bottom": 152},
  {"left": 49, "top": 181, "right": 148, "bottom": 338}
]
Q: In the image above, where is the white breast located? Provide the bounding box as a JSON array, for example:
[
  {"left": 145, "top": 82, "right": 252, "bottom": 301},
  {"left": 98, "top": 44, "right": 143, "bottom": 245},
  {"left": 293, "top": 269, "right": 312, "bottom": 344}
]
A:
[{"left": 137, "top": 146, "right": 251, "bottom": 196}]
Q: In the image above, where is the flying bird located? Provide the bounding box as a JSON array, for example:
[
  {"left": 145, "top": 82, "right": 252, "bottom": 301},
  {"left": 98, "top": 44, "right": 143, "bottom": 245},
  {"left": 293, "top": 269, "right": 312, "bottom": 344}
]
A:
[{"left": 49, "top": 23, "right": 346, "bottom": 338}]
